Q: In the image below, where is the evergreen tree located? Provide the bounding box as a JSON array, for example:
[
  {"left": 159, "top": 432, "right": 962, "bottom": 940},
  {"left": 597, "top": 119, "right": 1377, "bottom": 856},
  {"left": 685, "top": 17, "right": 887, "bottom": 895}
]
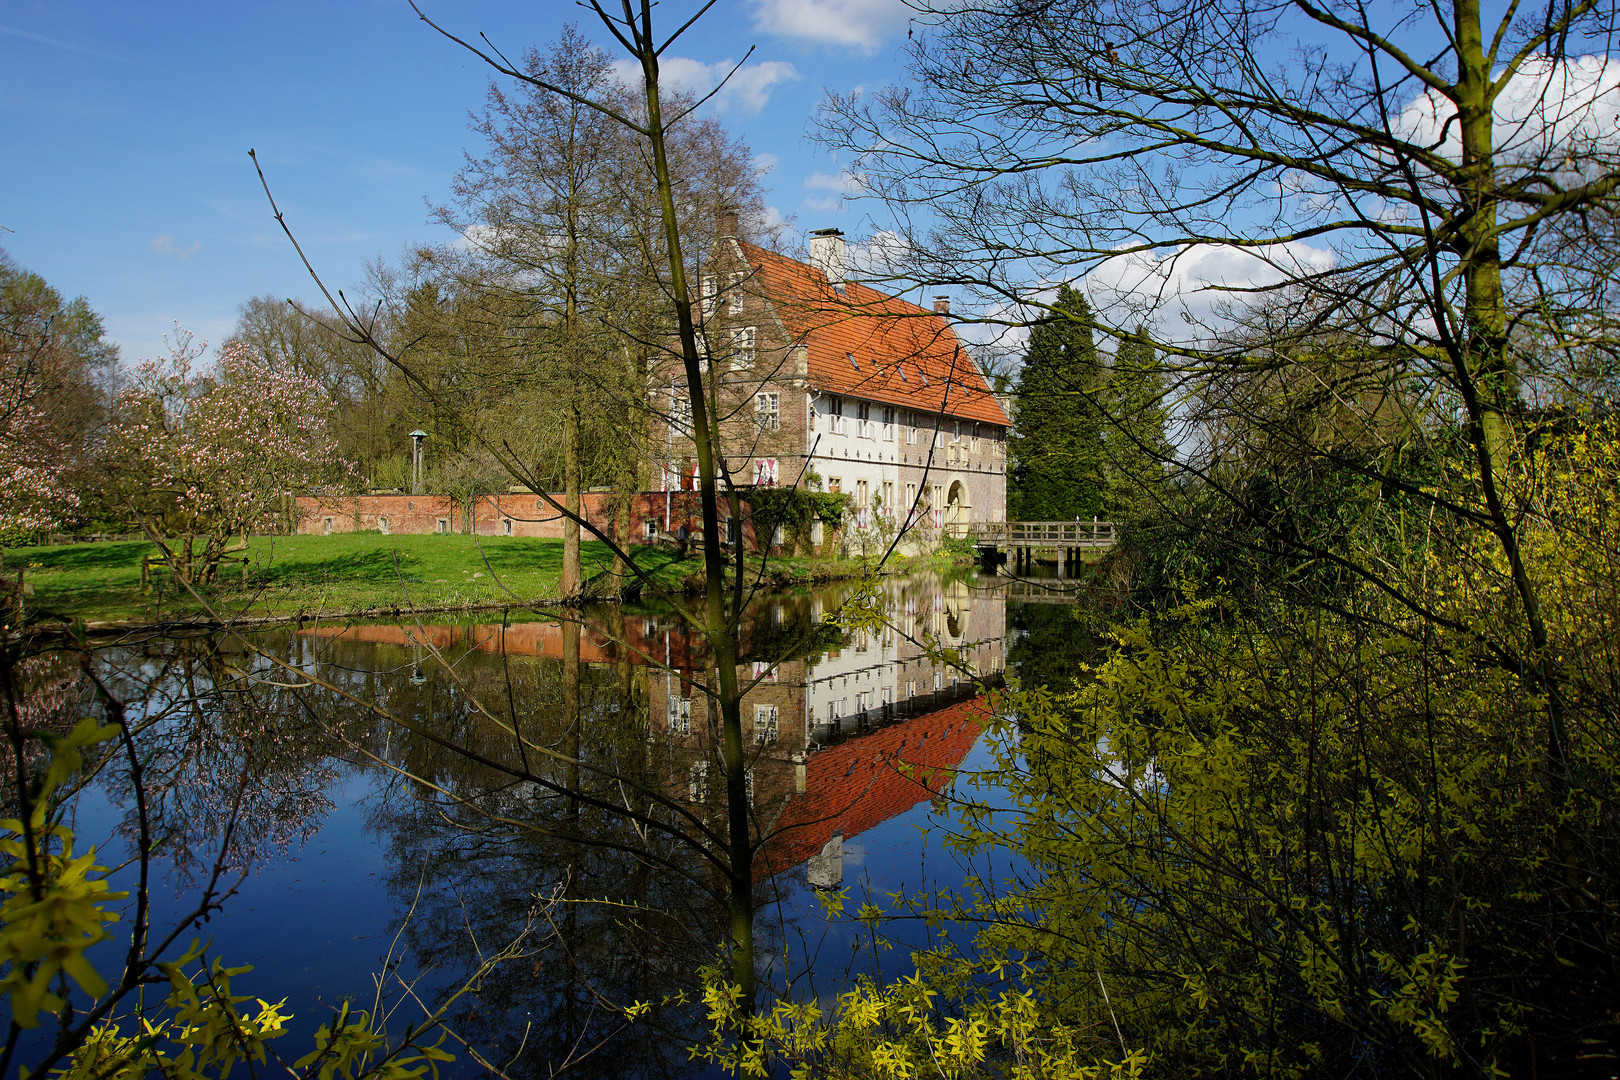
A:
[
  {"left": 1101, "top": 329, "right": 1171, "bottom": 516},
  {"left": 1008, "top": 286, "right": 1106, "bottom": 520}
]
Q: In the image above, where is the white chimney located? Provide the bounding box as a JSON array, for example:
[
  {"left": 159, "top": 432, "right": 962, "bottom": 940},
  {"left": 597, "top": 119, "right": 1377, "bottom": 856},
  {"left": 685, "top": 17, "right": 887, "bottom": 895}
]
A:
[{"left": 808, "top": 228, "right": 846, "bottom": 289}]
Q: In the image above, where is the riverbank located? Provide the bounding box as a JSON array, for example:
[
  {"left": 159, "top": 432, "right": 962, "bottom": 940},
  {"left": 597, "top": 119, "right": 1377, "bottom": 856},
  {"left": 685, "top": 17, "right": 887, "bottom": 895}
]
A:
[{"left": 8, "top": 533, "right": 966, "bottom": 631}]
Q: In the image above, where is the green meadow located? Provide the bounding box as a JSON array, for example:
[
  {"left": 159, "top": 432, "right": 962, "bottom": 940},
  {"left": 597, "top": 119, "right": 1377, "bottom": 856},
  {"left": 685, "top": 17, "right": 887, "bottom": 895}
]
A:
[{"left": 7, "top": 532, "right": 929, "bottom": 627}]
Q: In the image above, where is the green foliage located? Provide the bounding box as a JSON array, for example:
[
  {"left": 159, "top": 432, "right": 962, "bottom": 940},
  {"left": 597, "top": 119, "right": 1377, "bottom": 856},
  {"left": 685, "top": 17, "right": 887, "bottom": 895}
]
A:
[
  {"left": 744, "top": 489, "right": 851, "bottom": 554},
  {"left": 1099, "top": 331, "right": 1171, "bottom": 519},
  {"left": 1010, "top": 287, "right": 1107, "bottom": 519},
  {"left": 694, "top": 966, "right": 1147, "bottom": 1080}
]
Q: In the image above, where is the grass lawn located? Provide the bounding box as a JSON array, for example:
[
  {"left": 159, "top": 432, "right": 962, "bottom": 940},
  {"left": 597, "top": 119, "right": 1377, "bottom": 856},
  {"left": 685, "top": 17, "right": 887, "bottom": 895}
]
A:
[
  {"left": 7, "top": 532, "right": 946, "bottom": 627},
  {"left": 7, "top": 533, "right": 691, "bottom": 626}
]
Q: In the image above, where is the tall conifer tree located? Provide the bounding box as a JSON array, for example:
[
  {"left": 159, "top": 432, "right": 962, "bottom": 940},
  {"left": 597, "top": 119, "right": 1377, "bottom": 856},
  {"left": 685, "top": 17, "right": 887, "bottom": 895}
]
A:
[
  {"left": 1009, "top": 285, "right": 1105, "bottom": 519},
  {"left": 1102, "top": 328, "right": 1171, "bottom": 515}
]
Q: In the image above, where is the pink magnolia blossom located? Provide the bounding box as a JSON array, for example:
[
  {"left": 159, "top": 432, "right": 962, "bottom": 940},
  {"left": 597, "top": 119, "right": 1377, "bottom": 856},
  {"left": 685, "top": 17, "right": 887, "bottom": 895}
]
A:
[{"left": 109, "top": 327, "right": 353, "bottom": 575}]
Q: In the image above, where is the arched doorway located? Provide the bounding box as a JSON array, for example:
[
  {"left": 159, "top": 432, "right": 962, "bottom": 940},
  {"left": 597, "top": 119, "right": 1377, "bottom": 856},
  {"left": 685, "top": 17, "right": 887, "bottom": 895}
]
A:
[{"left": 945, "top": 480, "right": 970, "bottom": 534}]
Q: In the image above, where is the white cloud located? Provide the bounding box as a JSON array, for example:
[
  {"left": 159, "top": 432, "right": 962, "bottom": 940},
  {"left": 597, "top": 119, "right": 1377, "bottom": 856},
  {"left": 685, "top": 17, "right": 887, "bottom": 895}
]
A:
[
  {"left": 1083, "top": 241, "right": 1336, "bottom": 342},
  {"left": 846, "top": 229, "right": 909, "bottom": 277},
  {"left": 802, "top": 169, "right": 866, "bottom": 214},
  {"left": 1396, "top": 54, "right": 1620, "bottom": 168},
  {"left": 805, "top": 170, "right": 866, "bottom": 194},
  {"left": 753, "top": 152, "right": 780, "bottom": 177},
  {"left": 749, "top": 0, "right": 912, "bottom": 52},
  {"left": 150, "top": 233, "right": 201, "bottom": 259},
  {"left": 451, "top": 223, "right": 500, "bottom": 253},
  {"left": 610, "top": 56, "right": 799, "bottom": 114}
]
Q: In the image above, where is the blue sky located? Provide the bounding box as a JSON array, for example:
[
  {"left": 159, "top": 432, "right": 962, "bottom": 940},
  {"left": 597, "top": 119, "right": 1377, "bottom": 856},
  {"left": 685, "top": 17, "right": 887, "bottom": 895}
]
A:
[{"left": 2, "top": 1, "right": 911, "bottom": 363}]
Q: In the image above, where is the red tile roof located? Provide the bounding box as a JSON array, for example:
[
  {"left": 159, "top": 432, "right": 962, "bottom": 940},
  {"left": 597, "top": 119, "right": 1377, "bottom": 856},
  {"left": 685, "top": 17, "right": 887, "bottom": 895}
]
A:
[
  {"left": 739, "top": 243, "right": 1010, "bottom": 428},
  {"left": 758, "top": 697, "right": 990, "bottom": 878}
]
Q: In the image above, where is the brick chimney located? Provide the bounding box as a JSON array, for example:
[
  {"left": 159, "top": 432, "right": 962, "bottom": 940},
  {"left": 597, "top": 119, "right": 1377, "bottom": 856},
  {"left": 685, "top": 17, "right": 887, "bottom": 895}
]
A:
[
  {"left": 719, "top": 205, "right": 739, "bottom": 239},
  {"left": 933, "top": 296, "right": 951, "bottom": 314},
  {"left": 808, "top": 228, "right": 846, "bottom": 288}
]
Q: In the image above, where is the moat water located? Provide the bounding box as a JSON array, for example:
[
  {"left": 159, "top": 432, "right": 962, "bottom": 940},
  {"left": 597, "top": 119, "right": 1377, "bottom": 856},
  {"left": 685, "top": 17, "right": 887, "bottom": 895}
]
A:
[{"left": 23, "top": 568, "right": 1096, "bottom": 1078}]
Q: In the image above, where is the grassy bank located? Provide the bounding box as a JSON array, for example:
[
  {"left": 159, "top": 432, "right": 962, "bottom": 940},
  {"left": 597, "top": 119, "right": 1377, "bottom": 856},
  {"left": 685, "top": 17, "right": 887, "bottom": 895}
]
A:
[{"left": 7, "top": 533, "right": 961, "bottom": 627}]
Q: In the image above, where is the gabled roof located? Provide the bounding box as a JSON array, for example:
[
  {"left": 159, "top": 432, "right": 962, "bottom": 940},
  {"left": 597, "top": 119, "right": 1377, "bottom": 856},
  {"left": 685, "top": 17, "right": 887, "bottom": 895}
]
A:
[{"left": 738, "top": 242, "right": 1010, "bottom": 427}]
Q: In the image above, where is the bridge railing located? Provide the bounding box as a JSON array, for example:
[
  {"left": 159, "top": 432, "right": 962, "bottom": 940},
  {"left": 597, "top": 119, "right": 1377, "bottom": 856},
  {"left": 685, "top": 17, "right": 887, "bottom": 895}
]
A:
[{"left": 956, "top": 521, "right": 1117, "bottom": 547}]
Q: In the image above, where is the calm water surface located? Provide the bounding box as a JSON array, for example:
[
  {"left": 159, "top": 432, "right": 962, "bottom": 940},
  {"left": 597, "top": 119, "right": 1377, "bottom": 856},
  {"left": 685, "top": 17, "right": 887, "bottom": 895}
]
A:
[{"left": 36, "top": 569, "right": 1094, "bottom": 1078}]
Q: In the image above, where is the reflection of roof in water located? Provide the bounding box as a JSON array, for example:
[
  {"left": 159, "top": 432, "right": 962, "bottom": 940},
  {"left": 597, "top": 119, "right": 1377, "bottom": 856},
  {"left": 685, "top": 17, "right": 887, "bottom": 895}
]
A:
[{"left": 759, "top": 697, "right": 989, "bottom": 878}]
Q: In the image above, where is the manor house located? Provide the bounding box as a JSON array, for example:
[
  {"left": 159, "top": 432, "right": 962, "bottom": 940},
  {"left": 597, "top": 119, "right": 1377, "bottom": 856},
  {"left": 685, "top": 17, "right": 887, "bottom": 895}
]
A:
[{"left": 656, "top": 225, "right": 1009, "bottom": 547}]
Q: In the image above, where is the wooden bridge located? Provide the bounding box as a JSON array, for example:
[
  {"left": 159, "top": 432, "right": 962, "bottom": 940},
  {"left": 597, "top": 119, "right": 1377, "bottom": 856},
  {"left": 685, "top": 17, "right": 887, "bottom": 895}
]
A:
[{"left": 950, "top": 520, "right": 1117, "bottom": 576}]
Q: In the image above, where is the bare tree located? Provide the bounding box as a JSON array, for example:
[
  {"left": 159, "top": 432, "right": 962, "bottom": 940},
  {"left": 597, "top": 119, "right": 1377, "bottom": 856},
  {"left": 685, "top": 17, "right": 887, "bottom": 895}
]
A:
[
  {"left": 825, "top": 0, "right": 1620, "bottom": 762},
  {"left": 253, "top": 0, "right": 788, "bottom": 1011}
]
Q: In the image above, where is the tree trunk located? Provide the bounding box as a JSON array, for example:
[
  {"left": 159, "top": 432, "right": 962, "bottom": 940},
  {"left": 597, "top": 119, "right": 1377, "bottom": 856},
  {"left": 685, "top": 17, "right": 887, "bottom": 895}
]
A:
[{"left": 563, "top": 403, "right": 582, "bottom": 599}]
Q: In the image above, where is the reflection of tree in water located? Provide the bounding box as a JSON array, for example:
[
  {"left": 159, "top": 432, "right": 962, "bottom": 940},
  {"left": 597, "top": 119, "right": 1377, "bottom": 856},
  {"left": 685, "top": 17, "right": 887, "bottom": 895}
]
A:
[
  {"left": 4, "top": 653, "right": 92, "bottom": 810},
  {"left": 1008, "top": 602, "right": 1100, "bottom": 695},
  {"left": 90, "top": 632, "right": 357, "bottom": 883},
  {"left": 350, "top": 622, "right": 728, "bottom": 1080}
]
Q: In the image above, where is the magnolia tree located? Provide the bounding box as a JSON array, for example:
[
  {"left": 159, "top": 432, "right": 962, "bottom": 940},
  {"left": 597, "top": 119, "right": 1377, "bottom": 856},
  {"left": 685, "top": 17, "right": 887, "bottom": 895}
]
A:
[
  {"left": 110, "top": 329, "right": 348, "bottom": 584},
  {"left": 0, "top": 389, "right": 74, "bottom": 539}
]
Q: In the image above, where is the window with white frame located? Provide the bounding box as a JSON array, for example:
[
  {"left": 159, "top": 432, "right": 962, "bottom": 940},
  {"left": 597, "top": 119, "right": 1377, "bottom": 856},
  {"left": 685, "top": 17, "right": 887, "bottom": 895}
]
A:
[
  {"left": 668, "top": 693, "right": 692, "bottom": 736},
  {"left": 828, "top": 476, "right": 842, "bottom": 493},
  {"left": 644, "top": 519, "right": 658, "bottom": 539},
  {"left": 882, "top": 406, "right": 896, "bottom": 441},
  {"left": 971, "top": 424, "right": 981, "bottom": 453},
  {"left": 906, "top": 482, "right": 918, "bottom": 518},
  {"left": 729, "top": 325, "right": 756, "bottom": 369},
  {"left": 753, "top": 458, "right": 779, "bottom": 486},
  {"left": 755, "top": 391, "right": 779, "bottom": 431},
  {"left": 729, "top": 272, "right": 746, "bottom": 314},
  {"left": 856, "top": 479, "right": 870, "bottom": 526},
  {"left": 670, "top": 392, "right": 693, "bottom": 436},
  {"left": 856, "top": 400, "right": 872, "bottom": 439},
  {"left": 882, "top": 481, "right": 895, "bottom": 517},
  {"left": 754, "top": 705, "right": 779, "bottom": 744},
  {"left": 827, "top": 395, "right": 846, "bottom": 434},
  {"left": 699, "top": 275, "right": 716, "bottom": 316}
]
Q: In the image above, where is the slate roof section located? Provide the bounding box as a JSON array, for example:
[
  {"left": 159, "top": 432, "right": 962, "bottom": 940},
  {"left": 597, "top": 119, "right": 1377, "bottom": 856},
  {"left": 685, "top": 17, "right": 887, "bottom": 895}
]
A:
[
  {"left": 738, "top": 242, "right": 1010, "bottom": 428},
  {"left": 759, "top": 697, "right": 989, "bottom": 877}
]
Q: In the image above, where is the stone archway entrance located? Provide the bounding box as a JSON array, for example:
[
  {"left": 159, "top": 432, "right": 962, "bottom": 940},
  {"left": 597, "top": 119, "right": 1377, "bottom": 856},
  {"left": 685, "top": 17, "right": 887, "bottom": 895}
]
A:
[{"left": 945, "top": 480, "right": 970, "bottom": 534}]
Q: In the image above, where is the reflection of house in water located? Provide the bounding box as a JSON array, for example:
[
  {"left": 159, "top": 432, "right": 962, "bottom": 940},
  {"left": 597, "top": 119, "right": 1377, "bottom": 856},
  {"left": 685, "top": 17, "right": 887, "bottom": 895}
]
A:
[
  {"left": 301, "top": 576, "right": 1005, "bottom": 881},
  {"left": 644, "top": 576, "right": 1005, "bottom": 884}
]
